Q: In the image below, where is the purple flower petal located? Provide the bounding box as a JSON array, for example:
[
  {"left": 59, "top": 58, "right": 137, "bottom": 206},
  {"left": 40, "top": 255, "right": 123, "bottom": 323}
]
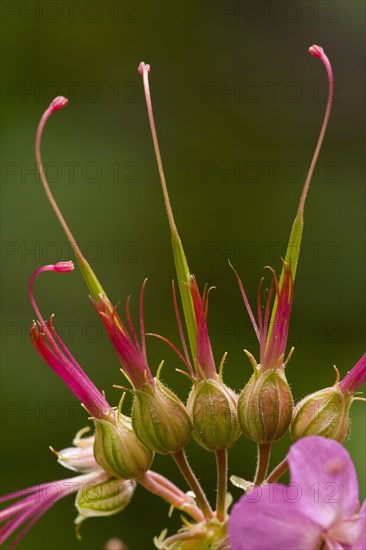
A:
[
  {"left": 229, "top": 483, "right": 323, "bottom": 550},
  {"left": 352, "top": 499, "right": 366, "bottom": 550},
  {"left": 326, "top": 503, "right": 366, "bottom": 549},
  {"left": 287, "top": 436, "right": 359, "bottom": 529}
]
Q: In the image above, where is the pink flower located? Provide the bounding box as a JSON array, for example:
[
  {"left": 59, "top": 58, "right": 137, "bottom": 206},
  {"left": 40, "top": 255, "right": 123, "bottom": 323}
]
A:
[
  {"left": 229, "top": 436, "right": 366, "bottom": 550},
  {"left": 92, "top": 280, "right": 155, "bottom": 390},
  {"left": 232, "top": 262, "right": 294, "bottom": 371},
  {"left": 29, "top": 262, "right": 110, "bottom": 418},
  {"left": 188, "top": 276, "right": 217, "bottom": 379},
  {"left": 0, "top": 471, "right": 107, "bottom": 548},
  {"left": 339, "top": 354, "right": 366, "bottom": 394}
]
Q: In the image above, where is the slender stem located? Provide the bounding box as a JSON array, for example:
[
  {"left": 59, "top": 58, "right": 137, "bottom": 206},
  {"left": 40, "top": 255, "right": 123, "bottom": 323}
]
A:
[
  {"left": 172, "top": 450, "right": 213, "bottom": 519},
  {"left": 298, "top": 46, "right": 334, "bottom": 217},
  {"left": 265, "top": 458, "right": 289, "bottom": 484},
  {"left": 35, "top": 98, "right": 83, "bottom": 263},
  {"left": 138, "top": 472, "right": 204, "bottom": 523},
  {"left": 253, "top": 443, "right": 271, "bottom": 486},
  {"left": 138, "top": 63, "right": 178, "bottom": 237},
  {"left": 215, "top": 449, "right": 228, "bottom": 522}
]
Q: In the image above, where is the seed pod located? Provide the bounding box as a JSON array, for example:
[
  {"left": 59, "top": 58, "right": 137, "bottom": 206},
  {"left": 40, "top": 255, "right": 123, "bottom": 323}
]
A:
[
  {"left": 290, "top": 386, "right": 352, "bottom": 443},
  {"left": 94, "top": 409, "right": 153, "bottom": 479},
  {"left": 237, "top": 368, "right": 293, "bottom": 444},
  {"left": 132, "top": 379, "right": 192, "bottom": 454},
  {"left": 187, "top": 379, "right": 240, "bottom": 451}
]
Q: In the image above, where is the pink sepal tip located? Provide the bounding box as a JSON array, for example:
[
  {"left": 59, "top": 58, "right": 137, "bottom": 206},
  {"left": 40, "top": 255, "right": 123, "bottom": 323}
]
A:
[
  {"left": 309, "top": 45, "right": 324, "bottom": 59},
  {"left": 50, "top": 96, "right": 69, "bottom": 112},
  {"left": 138, "top": 62, "right": 150, "bottom": 75},
  {"left": 54, "top": 261, "right": 74, "bottom": 273}
]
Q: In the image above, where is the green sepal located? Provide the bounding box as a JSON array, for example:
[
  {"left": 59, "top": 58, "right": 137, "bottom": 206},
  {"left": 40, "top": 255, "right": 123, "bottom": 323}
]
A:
[
  {"left": 230, "top": 475, "right": 254, "bottom": 493},
  {"left": 186, "top": 379, "right": 240, "bottom": 451},
  {"left": 93, "top": 411, "right": 154, "bottom": 479},
  {"left": 154, "top": 518, "right": 227, "bottom": 549},
  {"left": 290, "top": 386, "right": 352, "bottom": 443},
  {"left": 131, "top": 379, "right": 192, "bottom": 454},
  {"left": 237, "top": 368, "right": 293, "bottom": 444},
  {"left": 75, "top": 477, "right": 136, "bottom": 535}
]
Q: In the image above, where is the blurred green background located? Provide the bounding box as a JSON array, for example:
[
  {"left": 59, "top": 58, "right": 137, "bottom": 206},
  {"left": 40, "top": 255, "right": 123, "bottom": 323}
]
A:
[{"left": 1, "top": 1, "right": 365, "bottom": 549}]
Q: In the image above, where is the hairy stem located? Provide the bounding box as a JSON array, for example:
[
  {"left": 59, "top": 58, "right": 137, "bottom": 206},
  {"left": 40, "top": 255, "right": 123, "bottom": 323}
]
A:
[
  {"left": 173, "top": 450, "right": 213, "bottom": 519},
  {"left": 215, "top": 449, "right": 228, "bottom": 522},
  {"left": 265, "top": 458, "right": 289, "bottom": 484},
  {"left": 253, "top": 443, "right": 271, "bottom": 486}
]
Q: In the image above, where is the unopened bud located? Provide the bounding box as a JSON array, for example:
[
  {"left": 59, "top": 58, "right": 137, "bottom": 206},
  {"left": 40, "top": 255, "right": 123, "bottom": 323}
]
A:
[
  {"left": 290, "top": 386, "right": 352, "bottom": 443},
  {"left": 187, "top": 379, "right": 240, "bottom": 451},
  {"left": 132, "top": 380, "right": 192, "bottom": 454},
  {"left": 75, "top": 477, "right": 136, "bottom": 531},
  {"left": 93, "top": 409, "right": 153, "bottom": 479},
  {"left": 237, "top": 368, "right": 293, "bottom": 444},
  {"left": 50, "top": 95, "right": 69, "bottom": 112}
]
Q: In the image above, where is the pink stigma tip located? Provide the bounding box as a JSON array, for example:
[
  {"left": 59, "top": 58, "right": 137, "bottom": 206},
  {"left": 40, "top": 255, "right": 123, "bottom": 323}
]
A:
[
  {"left": 138, "top": 62, "right": 150, "bottom": 75},
  {"left": 54, "top": 261, "right": 74, "bottom": 273},
  {"left": 50, "top": 96, "right": 69, "bottom": 112},
  {"left": 309, "top": 45, "right": 324, "bottom": 59}
]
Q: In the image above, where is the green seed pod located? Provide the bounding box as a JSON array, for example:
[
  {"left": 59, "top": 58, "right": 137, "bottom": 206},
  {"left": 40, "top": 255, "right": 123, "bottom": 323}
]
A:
[
  {"left": 94, "top": 409, "right": 153, "bottom": 479},
  {"left": 238, "top": 368, "right": 293, "bottom": 444},
  {"left": 132, "top": 379, "right": 192, "bottom": 454},
  {"left": 290, "top": 386, "right": 352, "bottom": 443},
  {"left": 75, "top": 477, "right": 136, "bottom": 533},
  {"left": 186, "top": 379, "right": 240, "bottom": 451}
]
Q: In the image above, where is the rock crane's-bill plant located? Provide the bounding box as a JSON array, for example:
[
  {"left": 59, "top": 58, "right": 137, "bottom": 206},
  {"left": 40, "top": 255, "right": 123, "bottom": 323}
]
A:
[{"left": 1, "top": 45, "right": 365, "bottom": 550}]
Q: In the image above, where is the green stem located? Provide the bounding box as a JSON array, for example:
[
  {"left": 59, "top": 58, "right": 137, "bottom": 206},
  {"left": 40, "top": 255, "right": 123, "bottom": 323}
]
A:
[
  {"left": 265, "top": 458, "right": 289, "bottom": 484},
  {"left": 215, "top": 449, "right": 228, "bottom": 522},
  {"left": 253, "top": 443, "right": 271, "bottom": 486},
  {"left": 173, "top": 450, "right": 214, "bottom": 519}
]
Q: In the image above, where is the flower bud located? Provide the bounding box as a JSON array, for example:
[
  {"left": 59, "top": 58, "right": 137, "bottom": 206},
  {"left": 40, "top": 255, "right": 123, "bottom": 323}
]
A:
[
  {"left": 237, "top": 368, "right": 293, "bottom": 444},
  {"left": 186, "top": 379, "right": 240, "bottom": 451},
  {"left": 290, "top": 386, "right": 352, "bottom": 443},
  {"left": 131, "top": 379, "right": 192, "bottom": 454},
  {"left": 93, "top": 409, "right": 153, "bottom": 479},
  {"left": 75, "top": 477, "right": 136, "bottom": 531}
]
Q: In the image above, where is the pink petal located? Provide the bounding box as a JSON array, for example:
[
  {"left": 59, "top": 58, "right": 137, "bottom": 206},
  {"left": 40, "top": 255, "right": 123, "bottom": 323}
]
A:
[
  {"left": 352, "top": 499, "right": 366, "bottom": 550},
  {"left": 288, "top": 436, "right": 359, "bottom": 528},
  {"left": 325, "top": 542, "right": 344, "bottom": 550},
  {"left": 229, "top": 483, "right": 322, "bottom": 550},
  {"left": 327, "top": 510, "right": 366, "bottom": 549}
]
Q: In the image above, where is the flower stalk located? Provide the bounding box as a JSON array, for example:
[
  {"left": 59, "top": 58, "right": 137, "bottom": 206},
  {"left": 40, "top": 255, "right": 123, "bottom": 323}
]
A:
[
  {"left": 253, "top": 443, "right": 271, "bottom": 486},
  {"left": 172, "top": 450, "right": 214, "bottom": 519},
  {"left": 215, "top": 449, "right": 228, "bottom": 522}
]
